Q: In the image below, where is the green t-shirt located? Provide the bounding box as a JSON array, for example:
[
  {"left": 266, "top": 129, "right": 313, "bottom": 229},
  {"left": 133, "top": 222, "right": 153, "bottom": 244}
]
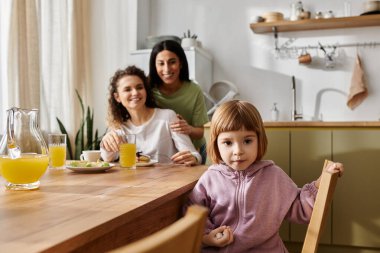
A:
[{"left": 152, "top": 81, "right": 209, "bottom": 150}]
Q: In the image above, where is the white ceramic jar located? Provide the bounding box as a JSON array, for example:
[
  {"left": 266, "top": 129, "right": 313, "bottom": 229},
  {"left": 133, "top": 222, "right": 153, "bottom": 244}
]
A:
[{"left": 181, "top": 38, "right": 197, "bottom": 48}]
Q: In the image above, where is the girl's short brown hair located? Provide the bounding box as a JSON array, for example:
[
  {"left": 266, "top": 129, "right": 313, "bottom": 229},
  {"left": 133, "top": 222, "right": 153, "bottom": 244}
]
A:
[{"left": 207, "top": 100, "right": 267, "bottom": 164}]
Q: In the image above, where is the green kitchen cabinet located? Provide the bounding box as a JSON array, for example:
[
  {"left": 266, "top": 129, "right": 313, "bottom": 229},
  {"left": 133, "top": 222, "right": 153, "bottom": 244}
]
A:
[
  {"left": 332, "top": 129, "right": 380, "bottom": 248},
  {"left": 265, "top": 129, "right": 290, "bottom": 174},
  {"left": 264, "top": 129, "right": 291, "bottom": 241},
  {"left": 264, "top": 126, "right": 380, "bottom": 252},
  {"left": 265, "top": 126, "right": 380, "bottom": 252},
  {"left": 290, "top": 129, "right": 333, "bottom": 244},
  {"left": 204, "top": 124, "right": 211, "bottom": 165},
  {"left": 264, "top": 129, "right": 333, "bottom": 243}
]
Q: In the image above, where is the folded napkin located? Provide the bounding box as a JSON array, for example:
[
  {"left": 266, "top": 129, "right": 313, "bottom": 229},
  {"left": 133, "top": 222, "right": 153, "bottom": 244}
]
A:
[{"left": 347, "top": 54, "right": 368, "bottom": 110}]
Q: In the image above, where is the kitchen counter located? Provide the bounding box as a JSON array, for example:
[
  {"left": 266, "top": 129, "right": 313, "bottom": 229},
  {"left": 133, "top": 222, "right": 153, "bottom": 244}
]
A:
[
  {"left": 0, "top": 164, "right": 208, "bottom": 253},
  {"left": 263, "top": 121, "right": 380, "bottom": 128},
  {"left": 204, "top": 121, "right": 380, "bottom": 128}
]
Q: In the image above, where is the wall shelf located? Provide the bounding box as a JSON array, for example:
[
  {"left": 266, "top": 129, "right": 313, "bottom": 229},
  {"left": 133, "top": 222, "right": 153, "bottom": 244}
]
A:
[{"left": 250, "top": 14, "right": 380, "bottom": 34}]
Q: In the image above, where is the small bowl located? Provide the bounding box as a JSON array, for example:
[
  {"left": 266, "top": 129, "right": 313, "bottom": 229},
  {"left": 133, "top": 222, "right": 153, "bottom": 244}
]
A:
[
  {"left": 364, "top": 0, "right": 380, "bottom": 12},
  {"left": 262, "top": 12, "right": 284, "bottom": 22}
]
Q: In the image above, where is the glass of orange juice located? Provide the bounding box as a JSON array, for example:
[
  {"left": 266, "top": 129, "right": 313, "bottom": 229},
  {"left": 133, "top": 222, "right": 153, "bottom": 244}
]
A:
[
  {"left": 119, "top": 134, "right": 136, "bottom": 169},
  {"left": 48, "top": 134, "right": 66, "bottom": 170}
]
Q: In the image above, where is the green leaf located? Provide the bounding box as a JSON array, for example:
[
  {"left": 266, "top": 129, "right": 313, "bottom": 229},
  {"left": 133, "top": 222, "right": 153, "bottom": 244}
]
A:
[
  {"left": 94, "top": 129, "right": 100, "bottom": 149},
  {"left": 56, "top": 90, "right": 105, "bottom": 160},
  {"left": 70, "top": 89, "right": 85, "bottom": 159},
  {"left": 75, "top": 89, "right": 85, "bottom": 117},
  {"left": 74, "top": 121, "right": 84, "bottom": 160},
  {"left": 86, "top": 106, "right": 93, "bottom": 150}
]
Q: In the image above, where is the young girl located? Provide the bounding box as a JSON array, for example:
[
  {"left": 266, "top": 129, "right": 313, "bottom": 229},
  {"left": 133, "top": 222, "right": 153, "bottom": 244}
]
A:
[
  {"left": 100, "top": 65, "right": 201, "bottom": 165},
  {"left": 186, "top": 100, "right": 344, "bottom": 252},
  {"left": 148, "top": 40, "right": 209, "bottom": 164}
]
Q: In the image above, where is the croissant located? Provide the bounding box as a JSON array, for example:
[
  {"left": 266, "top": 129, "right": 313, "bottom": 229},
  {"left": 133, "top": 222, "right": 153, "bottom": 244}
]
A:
[{"left": 136, "top": 151, "right": 151, "bottom": 163}]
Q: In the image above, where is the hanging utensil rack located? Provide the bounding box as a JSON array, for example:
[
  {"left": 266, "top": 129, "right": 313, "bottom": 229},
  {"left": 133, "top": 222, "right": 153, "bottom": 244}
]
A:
[{"left": 272, "top": 27, "right": 380, "bottom": 53}]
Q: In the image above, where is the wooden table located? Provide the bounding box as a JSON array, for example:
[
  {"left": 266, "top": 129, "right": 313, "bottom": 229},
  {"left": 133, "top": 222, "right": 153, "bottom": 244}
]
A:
[{"left": 0, "top": 164, "right": 208, "bottom": 253}]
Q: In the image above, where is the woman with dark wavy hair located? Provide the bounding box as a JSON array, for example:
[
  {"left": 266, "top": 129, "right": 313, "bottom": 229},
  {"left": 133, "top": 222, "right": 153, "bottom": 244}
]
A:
[
  {"left": 148, "top": 40, "right": 209, "bottom": 164},
  {"left": 100, "top": 65, "right": 201, "bottom": 165}
]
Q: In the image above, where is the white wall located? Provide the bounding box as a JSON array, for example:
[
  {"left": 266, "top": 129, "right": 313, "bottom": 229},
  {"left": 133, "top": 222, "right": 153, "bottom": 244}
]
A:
[
  {"left": 91, "top": 0, "right": 134, "bottom": 134},
  {"left": 92, "top": 0, "right": 380, "bottom": 131},
  {"left": 147, "top": 0, "right": 380, "bottom": 122}
]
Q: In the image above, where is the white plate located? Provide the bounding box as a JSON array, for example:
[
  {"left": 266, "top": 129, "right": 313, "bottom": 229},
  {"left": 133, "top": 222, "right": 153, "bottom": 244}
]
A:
[
  {"left": 66, "top": 162, "right": 115, "bottom": 173},
  {"left": 136, "top": 159, "right": 158, "bottom": 167}
]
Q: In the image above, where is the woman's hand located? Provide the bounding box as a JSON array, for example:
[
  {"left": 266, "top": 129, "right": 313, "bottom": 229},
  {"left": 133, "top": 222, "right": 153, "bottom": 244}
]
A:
[
  {"left": 171, "top": 150, "right": 198, "bottom": 166},
  {"left": 170, "top": 114, "right": 193, "bottom": 135},
  {"left": 202, "top": 226, "right": 234, "bottom": 248},
  {"left": 101, "top": 130, "right": 122, "bottom": 152}
]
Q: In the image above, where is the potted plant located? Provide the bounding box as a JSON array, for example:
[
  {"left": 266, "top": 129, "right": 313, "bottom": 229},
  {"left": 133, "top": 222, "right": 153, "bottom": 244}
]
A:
[
  {"left": 56, "top": 90, "right": 104, "bottom": 160},
  {"left": 181, "top": 29, "right": 198, "bottom": 48}
]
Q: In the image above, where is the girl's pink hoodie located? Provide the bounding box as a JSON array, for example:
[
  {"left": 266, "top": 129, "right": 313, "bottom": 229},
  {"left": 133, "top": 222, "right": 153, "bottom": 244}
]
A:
[{"left": 186, "top": 160, "right": 318, "bottom": 253}]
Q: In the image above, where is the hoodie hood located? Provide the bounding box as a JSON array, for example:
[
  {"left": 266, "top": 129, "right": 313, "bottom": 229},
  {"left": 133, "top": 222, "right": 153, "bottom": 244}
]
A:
[{"left": 208, "top": 160, "right": 275, "bottom": 180}]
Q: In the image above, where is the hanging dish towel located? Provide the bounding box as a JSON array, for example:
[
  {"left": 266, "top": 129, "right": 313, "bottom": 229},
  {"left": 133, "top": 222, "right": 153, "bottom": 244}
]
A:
[{"left": 347, "top": 54, "right": 368, "bottom": 110}]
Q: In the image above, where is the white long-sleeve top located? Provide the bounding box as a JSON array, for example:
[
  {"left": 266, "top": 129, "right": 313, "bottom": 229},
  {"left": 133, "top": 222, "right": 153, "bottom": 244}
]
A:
[{"left": 100, "top": 108, "right": 201, "bottom": 163}]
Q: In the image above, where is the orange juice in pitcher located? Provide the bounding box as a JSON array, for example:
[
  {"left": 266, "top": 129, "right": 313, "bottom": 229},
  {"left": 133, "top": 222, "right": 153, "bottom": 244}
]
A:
[
  {"left": 0, "top": 107, "right": 49, "bottom": 190},
  {"left": 0, "top": 154, "right": 49, "bottom": 185}
]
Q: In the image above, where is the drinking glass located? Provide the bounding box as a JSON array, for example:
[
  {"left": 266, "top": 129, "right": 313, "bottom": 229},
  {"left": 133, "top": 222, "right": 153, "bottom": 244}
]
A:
[
  {"left": 325, "top": 54, "right": 335, "bottom": 69},
  {"left": 48, "top": 134, "right": 67, "bottom": 170},
  {"left": 119, "top": 134, "right": 136, "bottom": 169}
]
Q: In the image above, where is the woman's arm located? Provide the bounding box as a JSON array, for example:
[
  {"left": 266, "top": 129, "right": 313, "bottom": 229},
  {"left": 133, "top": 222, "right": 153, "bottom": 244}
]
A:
[
  {"left": 100, "top": 129, "right": 123, "bottom": 162},
  {"left": 170, "top": 114, "right": 204, "bottom": 139},
  {"left": 171, "top": 150, "right": 199, "bottom": 166},
  {"left": 170, "top": 85, "right": 209, "bottom": 140},
  {"left": 168, "top": 112, "right": 202, "bottom": 164},
  {"left": 169, "top": 130, "right": 202, "bottom": 165},
  {"left": 101, "top": 130, "right": 123, "bottom": 152},
  {"left": 189, "top": 126, "right": 205, "bottom": 140}
]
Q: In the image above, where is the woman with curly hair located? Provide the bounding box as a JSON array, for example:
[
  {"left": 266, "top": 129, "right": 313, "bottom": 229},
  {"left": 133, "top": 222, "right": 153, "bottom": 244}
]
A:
[{"left": 100, "top": 65, "right": 201, "bottom": 165}]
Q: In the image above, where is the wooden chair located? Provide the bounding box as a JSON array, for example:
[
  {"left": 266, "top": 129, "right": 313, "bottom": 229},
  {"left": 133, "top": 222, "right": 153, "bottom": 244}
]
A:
[
  {"left": 110, "top": 205, "right": 208, "bottom": 253},
  {"left": 301, "top": 160, "right": 340, "bottom": 253}
]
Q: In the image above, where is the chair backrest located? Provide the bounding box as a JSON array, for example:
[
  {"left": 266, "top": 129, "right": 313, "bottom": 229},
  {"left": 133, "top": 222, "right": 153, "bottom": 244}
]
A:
[
  {"left": 301, "top": 160, "right": 340, "bottom": 253},
  {"left": 110, "top": 205, "right": 208, "bottom": 253}
]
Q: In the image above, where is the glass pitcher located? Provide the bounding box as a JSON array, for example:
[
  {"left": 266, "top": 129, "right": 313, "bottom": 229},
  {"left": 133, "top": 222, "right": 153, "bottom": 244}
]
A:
[{"left": 0, "top": 107, "right": 49, "bottom": 190}]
